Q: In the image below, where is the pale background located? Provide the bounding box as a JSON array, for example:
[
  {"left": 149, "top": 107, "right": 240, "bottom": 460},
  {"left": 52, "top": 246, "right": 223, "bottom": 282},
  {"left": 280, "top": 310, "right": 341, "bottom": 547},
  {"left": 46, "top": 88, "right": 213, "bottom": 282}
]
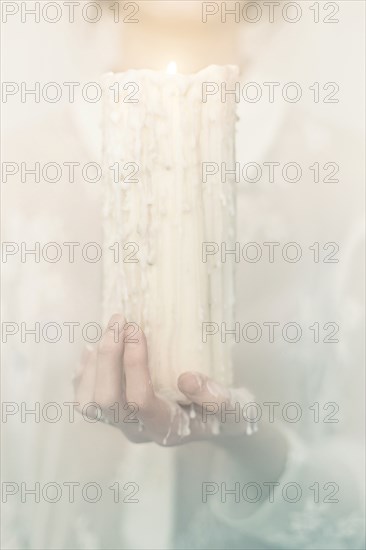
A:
[{"left": 2, "top": 1, "right": 365, "bottom": 549}]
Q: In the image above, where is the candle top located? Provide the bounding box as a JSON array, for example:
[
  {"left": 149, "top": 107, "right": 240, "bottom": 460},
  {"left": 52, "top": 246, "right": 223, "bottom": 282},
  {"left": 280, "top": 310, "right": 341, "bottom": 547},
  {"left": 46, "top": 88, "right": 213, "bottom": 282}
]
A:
[{"left": 102, "top": 64, "right": 239, "bottom": 82}]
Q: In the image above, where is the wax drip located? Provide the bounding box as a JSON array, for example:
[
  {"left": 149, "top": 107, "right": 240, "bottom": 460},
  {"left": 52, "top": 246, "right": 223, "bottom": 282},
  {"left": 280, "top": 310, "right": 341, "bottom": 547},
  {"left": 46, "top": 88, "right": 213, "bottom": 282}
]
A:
[
  {"left": 229, "top": 388, "right": 260, "bottom": 436},
  {"left": 161, "top": 398, "right": 191, "bottom": 446},
  {"left": 101, "top": 67, "right": 238, "bottom": 402},
  {"left": 209, "top": 415, "right": 221, "bottom": 436},
  {"left": 245, "top": 423, "right": 258, "bottom": 436}
]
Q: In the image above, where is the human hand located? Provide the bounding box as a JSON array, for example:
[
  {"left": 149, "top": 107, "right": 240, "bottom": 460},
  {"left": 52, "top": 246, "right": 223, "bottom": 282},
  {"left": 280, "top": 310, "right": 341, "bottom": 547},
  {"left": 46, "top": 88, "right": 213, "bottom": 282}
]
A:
[{"left": 74, "top": 314, "right": 257, "bottom": 446}]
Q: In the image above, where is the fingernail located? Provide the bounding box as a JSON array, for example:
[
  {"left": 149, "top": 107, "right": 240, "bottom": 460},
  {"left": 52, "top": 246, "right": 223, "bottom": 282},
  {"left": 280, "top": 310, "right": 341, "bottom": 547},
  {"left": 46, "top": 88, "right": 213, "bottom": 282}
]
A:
[{"left": 178, "top": 372, "right": 203, "bottom": 395}]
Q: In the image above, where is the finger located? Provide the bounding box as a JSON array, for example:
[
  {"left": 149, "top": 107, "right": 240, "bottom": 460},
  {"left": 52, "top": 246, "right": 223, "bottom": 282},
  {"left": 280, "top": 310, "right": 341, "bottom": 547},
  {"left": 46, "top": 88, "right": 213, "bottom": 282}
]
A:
[
  {"left": 178, "top": 372, "right": 231, "bottom": 409},
  {"left": 73, "top": 345, "right": 91, "bottom": 389},
  {"left": 94, "top": 314, "right": 125, "bottom": 409},
  {"left": 123, "top": 324, "right": 155, "bottom": 411},
  {"left": 179, "top": 373, "right": 257, "bottom": 436},
  {"left": 75, "top": 346, "right": 97, "bottom": 409},
  {"left": 122, "top": 326, "right": 184, "bottom": 442}
]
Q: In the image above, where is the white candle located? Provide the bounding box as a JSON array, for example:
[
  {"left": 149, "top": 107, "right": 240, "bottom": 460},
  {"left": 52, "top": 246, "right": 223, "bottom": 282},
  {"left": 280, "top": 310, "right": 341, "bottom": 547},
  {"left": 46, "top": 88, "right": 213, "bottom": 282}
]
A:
[{"left": 102, "top": 65, "right": 238, "bottom": 401}]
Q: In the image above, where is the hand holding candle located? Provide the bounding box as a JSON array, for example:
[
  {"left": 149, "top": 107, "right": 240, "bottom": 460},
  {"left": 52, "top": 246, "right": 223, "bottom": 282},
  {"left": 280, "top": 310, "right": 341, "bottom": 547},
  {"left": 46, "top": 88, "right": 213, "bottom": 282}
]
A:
[{"left": 75, "top": 315, "right": 257, "bottom": 446}]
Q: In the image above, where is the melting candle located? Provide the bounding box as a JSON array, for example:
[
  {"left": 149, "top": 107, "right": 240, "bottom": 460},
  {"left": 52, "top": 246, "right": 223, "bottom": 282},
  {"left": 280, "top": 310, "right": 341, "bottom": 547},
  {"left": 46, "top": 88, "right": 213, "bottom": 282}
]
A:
[{"left": 102, "top": 65, "right": 238, "bottom": 401}]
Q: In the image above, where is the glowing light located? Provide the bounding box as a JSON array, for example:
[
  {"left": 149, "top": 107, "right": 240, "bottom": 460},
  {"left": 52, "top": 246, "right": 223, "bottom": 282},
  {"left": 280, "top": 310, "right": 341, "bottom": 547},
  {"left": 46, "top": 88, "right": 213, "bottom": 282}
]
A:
[{"left": 166, "top": 61, "right": 177, "bottom": 75}]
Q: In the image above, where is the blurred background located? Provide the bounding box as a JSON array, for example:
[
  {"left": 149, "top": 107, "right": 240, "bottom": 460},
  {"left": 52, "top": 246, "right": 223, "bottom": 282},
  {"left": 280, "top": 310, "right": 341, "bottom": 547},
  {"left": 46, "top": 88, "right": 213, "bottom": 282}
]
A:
[{"left": 2, "top": 1, "right": 365, "bottom": 549}]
